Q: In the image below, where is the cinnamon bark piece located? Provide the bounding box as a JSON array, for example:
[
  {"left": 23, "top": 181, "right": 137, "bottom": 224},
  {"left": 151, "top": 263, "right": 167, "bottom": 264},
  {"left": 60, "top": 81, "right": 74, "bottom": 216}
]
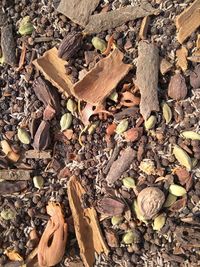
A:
[
  {"left": 24, "top": 150, "right": 52, "bottom": 159},
  {"left": 175, "top": 0, "right": 200, "bottom": 44},
  {"left": 56, "top": 0, "right": 100, "bottom": 27},
  {"left": 176, "top": 46, "right": 188, "bottom": 72},
  {"left": 67, "top": 176, "right": 109, "bottom": 267},
  {"left": 135, "top": 41, "right": 159, "bottom": 120},
  {"left": 33, "top": 48, "right": 73, "bottom": 97},
  {"left": 0, "top": 169, "right": 31, "bottom": 180},
  {"left": 106, "top": 147, "right": 136, "bottom": 185},
  {"left": 73, "top": 49, "right": 132, "bottom": 105}
]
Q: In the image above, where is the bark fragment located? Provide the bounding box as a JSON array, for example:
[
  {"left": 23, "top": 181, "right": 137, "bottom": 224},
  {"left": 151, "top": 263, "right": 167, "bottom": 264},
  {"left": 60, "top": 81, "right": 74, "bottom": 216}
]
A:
[
  {"left": 106, "top": 147, "right": 136, "bottom": 184},
  {"left": 135, "top": 41, "right": 159, "bottom": 120},
  {"left": 0, "top": 169, "right": 31, "bottom": 180},
  {"left": 33, "top": 121, "right": 50, "bottom": 151},
  {"left": 160, "top": 57, "right": 173, "bottom": 75},
  {"left": 176, "top": 46, "right": 188, "bottom": 72},
  {"left": 24, "top": 150, "right": 52, "bottom": 159},
  {"left": 0, "top": 181, "right": 27, "bottom": 194},
  {"left": 139, "top": 16, "right": 150, "bottom": 40}
]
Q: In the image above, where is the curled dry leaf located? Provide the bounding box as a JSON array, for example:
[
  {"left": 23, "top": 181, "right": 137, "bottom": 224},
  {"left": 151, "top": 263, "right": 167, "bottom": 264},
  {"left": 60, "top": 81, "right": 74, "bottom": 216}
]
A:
[
  {"left": 1, "top": 140, "right": 20, "bottom": 162},
  {"left": 97, "top": 197, "right": 125, "bottom": 216},
  {"left": 67, "top": 176, "right": 109, "bottom": 267},
  {"left": 120, "top": 91, "right": 140, "bottom": 107},
  {"left": 38, "top": 202, "right": 67, "bottom": 267},
  {"left": 73, "top": 48, "right": 132, "bottom": 105},
  {"left": 137, "top": 187, "right": 165, "bottom": 220},
  {"left": 124, "top": 127, "right": 143, "bottom": 142},
  {"left": 168, "top": 73, "right": 187, "bottom": 100}
]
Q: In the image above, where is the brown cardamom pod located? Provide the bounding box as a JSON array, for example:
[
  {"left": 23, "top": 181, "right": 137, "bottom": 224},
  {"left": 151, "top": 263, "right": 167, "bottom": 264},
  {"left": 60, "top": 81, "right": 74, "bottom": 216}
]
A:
[
  {"left": 168, "top": 73, "right": 187, "bottom": 100},
  {"left": 58, "top": 32, "right": 83, "bottom": 60},
  {"left": 33, "top": 121, "right": 50, "bottom": 150}
]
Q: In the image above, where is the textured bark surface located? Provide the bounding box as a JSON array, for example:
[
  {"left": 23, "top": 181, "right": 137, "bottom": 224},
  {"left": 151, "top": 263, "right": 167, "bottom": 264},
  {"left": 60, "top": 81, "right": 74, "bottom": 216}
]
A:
[
  {"left": 0, "top": 181, "right": 27, "bottom": 194},
  {"left": 0, "top": 169, "right": 31, "bottom": 180},
  {"left": 33, "top": 121, "right": 50, "bottom": 151},
  {"left": 135, "top": 41, "right": 159, "bottom": 120}
]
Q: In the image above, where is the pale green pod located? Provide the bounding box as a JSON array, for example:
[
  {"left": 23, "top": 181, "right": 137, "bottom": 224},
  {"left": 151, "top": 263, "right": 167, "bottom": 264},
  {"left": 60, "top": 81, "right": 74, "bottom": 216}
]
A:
[
  {"left": 122, "top": 177, "right": 135, "bottom": 189},
  {"left": 60, "top": 113, "right": 72, "bottom": 131},
  {"left": 1, "top": 209, "right": 15, "bottom": 220},
  {"left": 173, "top": 145, "right": 192, "bottom": 171},
  {"left": 66, "top": 99, "right": 77, "bottom": 114},
  {"left": 111, "top": 215, "right": 123, "bottom": 226},
  {"left": 163, "top": 193, "right": 177, "bottom": 208},
  {"left": 153, "top": 213, "right": 166, "bottom": 231},
  {"left": 19, "top": 16, "right": 34, "bottom": 36},
  {"left": 162, "top": 103, "right": 172, "bottom": 124},
  {"left": 181, "top": 131, "right": 200, "bottom": 140},
  {"left": 115, "top": 119, "right": 128, "bottom": 134},
  {"left": 144, "top": 115, "right": 157, "bottom": 130},
  {"left": 108, "top": 91, "right": 118, "bottom": 102},
  {"left": 123, "top": 231, "right": 135, "bottom": 244},
  {"left": 92, "top": 37, "right": 107, "bottom": 53},
  {"left": 33, "top": 176, "right": 44, "bottom": 189},
  {"left": 17, "top": 128, "right": 31, "bottom": 144},
  {"left": 169, "top": 184, "right": 187, "bottom": 197}
]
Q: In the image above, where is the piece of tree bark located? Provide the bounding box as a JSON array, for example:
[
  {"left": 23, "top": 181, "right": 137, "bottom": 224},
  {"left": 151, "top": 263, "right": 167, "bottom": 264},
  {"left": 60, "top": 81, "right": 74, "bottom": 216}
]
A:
[
  {"left": 139, "top": 16, "right": 150, "bottom": 40},
  {"left": 56, "top": 0, "right": 100, "bottom": 27},
  {"left": 0, "top": 169, "right": 31, "bottom": 180},
  {"left": 135, "top": 41, "right": 159, "bottom": 120},
  {"left": 67, "top": 176, "right": 109, "bottom": 267},
  {"left": 73, "top": 48, "right": 132, "bottom": 105},
  {"left": 106, "top": 147, "right": 136, "bottom": 184},
  {"left": 160, "top": 57, "right": 173, "bottom": 75},
  {"left": 175, "top": 0, "right": 200, "bottom": 44},
  {"left": 0, "top": 181, "right": 27, "bottom": 194},
  {"left": 84, "top": 2, "right": 158, "bottom": 34},
  {"left": 24, "top": 150, "right": 52, "bottom": 159},
  {"left": 176, "top": 46, "right": 188, "bottom": 72}
]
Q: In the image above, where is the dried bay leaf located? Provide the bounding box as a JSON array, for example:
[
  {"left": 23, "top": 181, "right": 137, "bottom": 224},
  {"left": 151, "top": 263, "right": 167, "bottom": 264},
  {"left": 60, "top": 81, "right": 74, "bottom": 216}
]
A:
[
  {"left": 135, "top": 41, "right": 159, "bottom": 120},
  {"left": 168, "top": 73, "right": 187, "bottom": 100},
  {"left": 67, "top": 176, "right": 109, "bottom": 267},
  {"left": 73, "top": 49, "right": 132, "bottom": 105},
  {"left": 33, "top": 121, "right": 50, "bottom": 151},
  {"left": 0, "top": 181, "right": 27, "bottom": 195}
]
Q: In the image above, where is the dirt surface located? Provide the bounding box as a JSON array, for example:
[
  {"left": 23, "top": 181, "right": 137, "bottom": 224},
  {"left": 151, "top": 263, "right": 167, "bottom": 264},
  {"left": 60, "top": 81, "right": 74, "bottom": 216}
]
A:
[{"left": 0, "top": 0, "right": 200, "bottom": 266}]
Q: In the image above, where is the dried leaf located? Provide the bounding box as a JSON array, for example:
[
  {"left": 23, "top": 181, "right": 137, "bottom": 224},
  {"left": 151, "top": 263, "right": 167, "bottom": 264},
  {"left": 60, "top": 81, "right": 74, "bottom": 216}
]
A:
[
  {"left": 169, "top": 197, "right": 187, "bottom": 212},
  {"left": 0, "top": 181, "right": 27, "bottom": 194},
  {"left": 124, "top": 127, "right": 143, "bottom": 142},
  {"left": 33, "top": 48, "right": 73, "bottom": 97},
  {"left": 175, "top": 0, "right": 200, "bottom": 44},
  {"left": 97, "top": 197, "right": 125, "bottom": 216},
  {"left": 73, "top": 49, "right": 132, "bottom": 105},
  {"left": 84, "top": 2, "right": 158, "bottom": 34},
  {"left": 190, "top": 64, "right": 200, "bottom": 89},
  {"left": 106, "top": 147, "right": 136, "bottom": 184},
  {"left": 160, "top": 57, "right": 173, "bottom": 75},
  {"left": 33, "top": 121, "right": 50, "bottom": 151},
  {"left": 5, "top": 250, "right": 23, "bottom": 261},
  {"left": 38, "top": 202, "right": 68, "bottom": 267},
  {"left": 139, "top": 16, "right": 150, "bottom": 40},
  {"left": 135, "top": 41, "right": 159, "bottom": 120},
  {"left": 67, "top": 176, "right": 109, "bottom": 267},
  {"left": 168, "top": 73, "right": 187, "bottom": 100},
  {"left": 176, "top": 46, "right": 188, "bottom": 71},
  {"left": 56, "top": 0, "right": 100, "bottom": 27},
  {"left": 120, "top": 91, "right": 140, "bottom": 107}
]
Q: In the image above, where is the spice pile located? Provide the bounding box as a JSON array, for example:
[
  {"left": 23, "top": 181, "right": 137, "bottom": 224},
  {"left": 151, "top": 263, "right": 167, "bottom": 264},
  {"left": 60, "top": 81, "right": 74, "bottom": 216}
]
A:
[{"left": 0, "top": 0, "right": 200, "bottom": 266}]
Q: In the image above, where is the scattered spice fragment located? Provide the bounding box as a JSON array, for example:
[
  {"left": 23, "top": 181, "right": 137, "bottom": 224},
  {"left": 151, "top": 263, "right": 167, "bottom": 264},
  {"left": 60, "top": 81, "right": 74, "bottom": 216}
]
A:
[
  {"left": 173, "top": 145, "right": 192, "bottom": 171},
  {"left": 84, "top": 2, "right": 158, "bottom": 34},
  {"left": 135, "top": 41, "right": 159, "bottom": 120},
  {"left": 163, "top": 193, "right": 177, "bottom": 208},
  {"left": 176, "top": 46, "right": 188, "bottom": 71},
  {"left": 17, "top": 42, "right": 26, "bottom": 71},
  {"left": 105, "top": 229, "right": 119, "bottom": 248},
  {"left": 169, "top": 184, "right": 187, "bottom": 197},
  {"left": 60, "top": 113, "right": 72, "bottom": 131},
  {"left": 168, "top": 73, "right": 187, "bottom": 100},
  {"left": 17, "top": 128, "right": 31, "bottom": 145},
  {"left": 0, "top": 169, "right": 31, "bottom": 180},
  {"left": 0, "top": 209, "right": 15, "bottom": 220},
  {"left": 153, "top": 213, "right": 166, "bottom": 231},
  {"left": 144, "top": 115, "right": 157, "bottom": 130},
  {"left": 18, "top": 16, "right": 34, "bottom": 36},
  {"left": 190, "top": 64, "right": 200, "bottom": 89},
  {"left": 5, "top": 250, "right": 23, "bottom": 262},
  {"left": 123, "top": 127, "right": 143, "bottom": 142},
  {"left": 162, "top": 102, "right": 172, "bottom": 124},
  {"left": 139, "top": 16, "right": 150, "bottom": 40},
  {"left": 33, "top": 121, "right": 50, "bottom": 151},
  {"left": 169, "top": 197, "right": 187, "bottom": 212},
  {"left": 137, "top": 187, "right": 165, "bottom": 220},
  {"left": 0, "top": 181, "right": 27, "bottom": 194},
  {"left": 73, "top": 49, "right": 132, "bottom": 105},
  {"left": 120, "top": 91, "right": 140, "bottom": 107},
  {"left": 139, "top": 159, "right": 156, "bottom": 175},
  {"left": 33, "top": 176, "right": 44, "bottom": 189},
  {"left": 67, "top": 176, "right": 109, "bottom": 267},
  {"left": 1, "top": 24, "right": 17, "bottom": 66},
  {"left": 181, "top": 131, "right": 200, "bottom": 140},
  {"left": 111, "top": 215, "right": 123, "bottom": 226},
  {"left": 24, "top": 150, "right": 51, "bottom": 159},
  {"left": 160, "top": 58, "right": 173, "bottom": 75},
  {"left": 92, "top": 37, "right": 107, "bottom": 53},
  {"left": 106, "top": 147, "right": 136, "bottom": 184},
  {"left": 115, "top": 119, "right": 128, "bottom": 135},
  {"left": 33, "top": 48, "right": 73, "bottom": 97},
  {"left": 97, "top": 197, "right": 125, "bottom": 216},
  {"left": 58, "top": 32, "right": 82, "bottom": 60},
  {"left": 175, "top": 0, "right": 200, "bottom": 44},
  {"left": 1, "top": 140, "right": 20, "bottom": 162}
]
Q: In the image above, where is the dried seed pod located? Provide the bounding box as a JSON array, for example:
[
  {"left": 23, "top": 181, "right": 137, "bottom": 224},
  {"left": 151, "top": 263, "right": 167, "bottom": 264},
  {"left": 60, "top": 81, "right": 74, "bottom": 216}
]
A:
[
  {"left": 60, "top": 113, "right": 72, "bottom": 131},
  {"left": 137, "top": 187, "right": 165, "bottom": 220},
  {"left": 17, "top": 128, "right": 31, "bottom": 144},
  {"left": 66, "top": 99, "right": 77, "bottom": 115},
  {"left": 162, "top": 102, "right": 172, "bottom": 124},
  {"left": 58, "top": 32, "right": 83, "bottom": 60},
  {"left": 33, "top": 176, "right": 44, "bottom": 189},
  {"left": 122, "top": 231, "right": 135, "bottom": 244},
  {"left": 163, "top": 193, "right": 177, "bottom": 208},
  {"left": 19, "top": 16, "right": 34, "bottom": 36},
  {"left": 168, "top": 73, "right": 187, "bottom": 100},
  {"left": 132, "top": 200, "right": 147, "bottom": 223},
  {"left": 0, "top": 209, "right": 15, "bottom": 220},
  {"left": 92, "top": 37, "right": 107, "bottom": 53},
  {"left": 122, "top": 177, "right": 136, "bottom": 189},
  {"left": 111, "top": 215, "right": 123, "bottom": 226},
  {"left": 190, "top": 64, "right": 200, "bottom": 89},
  {"left": 181, "top": 131, "right": 200, "bottom": 140},
  {"left": 169, "top": 184, "right": 187, "bottom": 197},
  {"left": 144, "top": 115, "right": 156, "bottom": 130},
  {"left": 115, "top": 119, "right": 128, "bottom": 134},
  {"left": 152, "top": 213, "right": 166, "bottom": 231},
  {"left": 173, "top": 145, "right": 192, "bottom": 171},
  {"left": 33, "top": 121, "right": 50, "bottom": 151}
]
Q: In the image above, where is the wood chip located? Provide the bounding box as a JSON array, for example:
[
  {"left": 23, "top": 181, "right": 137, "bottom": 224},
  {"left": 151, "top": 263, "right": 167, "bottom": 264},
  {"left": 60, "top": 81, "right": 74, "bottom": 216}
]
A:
[
  {"left": 56, "top": 0, "right": 100, "bottom": 27},
  {"left": 33, "top": 47, "right": 73, "bottom": 97},
  {"left": 24, "top": 150, "right": 52, "bottom": 159},
  {"left": 16, "top": 42, "right": 26, "bottom": 71},
  {"left": 139, "top": 16, "right": 150, "bottom": 40},
  {"left": 135, "top": 41, "right": 159, "bottom": 120},
  {"left": 160, "top": 57, "right": 173, "bottom": 75},
  {"left": 73, "top": 49, "right": 132, "bottom": 105},
  {"left": 0, "top": 169, "right": 31, "bottom": 180},
  {"left": 84, "top": 2, "right": 158, "bottom": 34},
  {"left": 175, "top": 0, "right": 200, "bottom": 44},
  {"left": 0, "top": 181, "right": 27, "bottom": 194},
  {"left": 67, "top": 176, "right": 109, "bottom": 267},
  {"left": 33, "top": 121, "right": 50, "bottom": 151},
  {"left": 106, "top": 147, "right": 136, "bottom": 184},
  {"left": 176, "top": 46, "right": 188, "bottom": 71}
]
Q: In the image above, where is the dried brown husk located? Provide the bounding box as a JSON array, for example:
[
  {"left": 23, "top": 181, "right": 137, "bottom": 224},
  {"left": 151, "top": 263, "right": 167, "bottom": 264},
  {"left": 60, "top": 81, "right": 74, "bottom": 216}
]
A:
[
  {"left": 169, "top": 197, "right": 187, "bottom": 212},
  {"left": 97, "top": 197, "right": 125, "bottom": 216},
  {"left": 0, "top": 181, "right": 27, "bottom": 194},
  {"left": 38, "top": 202, "right": 67, "bottom": 267},
  {"left": 168, "top": 73, "right": 187, "bottom": 100},
  {"left": 43, "top": 104, "right": 56, "bottom": 121},
  {"left": 67, "top": 176, "right": 109, "bottom": 267},
  {"left": 120, "top": 91, "right": 140, "bottom": 107},
  {"left": 174, "top": 167, "right": 190, "bottom": 185},
  {"left": 5, "top": 250, "right": 23, "bottom": 261},
  {"left": 33, "top": 121, "right": 50, "bottom": 151},
  {"left": 124, "top": 127, "right": 143, "bottom": 142}
]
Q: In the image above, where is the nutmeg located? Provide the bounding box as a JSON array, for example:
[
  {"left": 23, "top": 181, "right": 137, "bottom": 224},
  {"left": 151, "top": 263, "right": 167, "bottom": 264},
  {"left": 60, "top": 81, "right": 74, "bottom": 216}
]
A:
[
  {"left": 168, "top": 73, "right": 187, "bottom": 100},
  {"left": 137, "top": 187, "right": 165, "bottom": 220}
]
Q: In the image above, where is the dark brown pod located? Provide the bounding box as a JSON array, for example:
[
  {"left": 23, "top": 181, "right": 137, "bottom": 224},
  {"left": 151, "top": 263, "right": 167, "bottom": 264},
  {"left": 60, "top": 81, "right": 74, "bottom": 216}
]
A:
[
  {"left": 33, "top": 121, "right": 50, "bottom": 150},
  {"left": 58, "top": 32, "right": 83, "bottom": 61},
  {"left": 190, "top": 64, "right": 200, "bottom": 89},
  {"left": 168, "top": 73, "right": 187, "bottom": 100}
]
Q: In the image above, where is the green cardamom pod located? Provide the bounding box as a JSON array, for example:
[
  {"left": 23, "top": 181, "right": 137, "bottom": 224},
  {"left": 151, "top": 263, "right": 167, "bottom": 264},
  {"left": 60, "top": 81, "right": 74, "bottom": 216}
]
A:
[
  {"left": 144, "top": 115, "right": 157, "bottom": 130},
  {"left": 169, "top": 184, "right": 187, "bottom": 197},
  {"left": 173, "top": 145, "right": 192, "bottom": 171},
  {"left": 60, "top": 113, "right": 72, "bottom": 131},
  {"left": 132, "top": 200, "right": 147, "bottom": 224},
  {"left": 88, "top": 121, "right": 99, "bottom": 135},
  {"left": 92, "top": 37, "right": 107, "bottom": 53},
  {"left": 122, "top": 177, "right": 135, "bottom": 189},
  {"left": 66, "top": 99, "right": 77, "bottom": 115},
  {"left": 181, "top": 131, "right": 200, "bottom": 140},
  {"left": 115, "top": 119, "right": 128, "bottom": 134},
  {"left": 108, "top": 91, "right": 118, "bottom": 102},
  {"left": 17, "top": 128, "right": 31, "bottom": 144},
  {"left": 153, "top": 213, "right": 166, "bottom": 231},
  {"left": 163, "top": 193, "right": 177, "bottom": 207},
  {"left": 33, "top": 176, "right": 44, "bottom": 189},
  {"left": 111, "top": 215, "right": 123, "bottom": 226},
  {"left": 19, "top": 16, "right": 34, "bottom": 36},
  {"left": 162, "top": 103, "right": 172, "bottom": 124},
  {"left": 0, "top": 56, "right": 4, "bottom": 64},
  {"left": 1, "top": 209, "right": 15, "bottom": 220},
  {"left": 123, "top": 231, "right": 135, "bottom": 244}
]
